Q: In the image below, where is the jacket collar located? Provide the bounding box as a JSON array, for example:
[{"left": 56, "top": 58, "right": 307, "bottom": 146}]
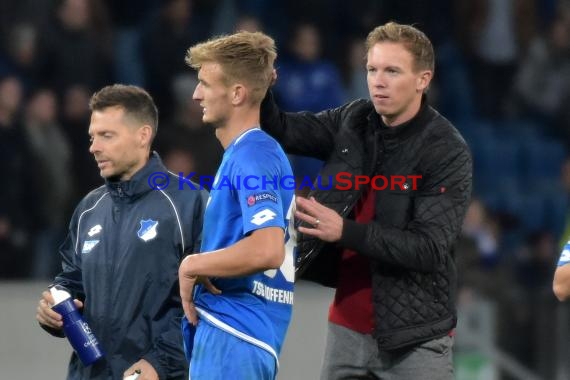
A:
[
  {"left": 367, "top": 95, "right": 431, "bottom": 146},
  {"left": 105, "top": 151, "right": 165, "bottom": 201}
]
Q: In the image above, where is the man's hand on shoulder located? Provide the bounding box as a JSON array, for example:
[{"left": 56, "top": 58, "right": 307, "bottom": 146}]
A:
[{"left": 295, "top": 196, "right": 343, "bottom": 242}]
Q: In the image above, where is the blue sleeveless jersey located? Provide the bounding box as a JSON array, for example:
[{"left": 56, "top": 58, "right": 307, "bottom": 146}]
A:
[{"left": 192, "top": 128, "right": 296, "bottom": 365}]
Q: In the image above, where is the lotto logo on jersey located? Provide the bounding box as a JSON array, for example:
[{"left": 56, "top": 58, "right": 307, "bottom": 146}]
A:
[{"left": 251, "top": 209, "right": 277, "bottom": 226}]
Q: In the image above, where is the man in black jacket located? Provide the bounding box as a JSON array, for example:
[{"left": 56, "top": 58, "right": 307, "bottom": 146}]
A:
[
  {"left": 261, "top": 22, "right": 472, "bottom": 379},
  {"left": 36, "top": 84, "right": 208, "bottom": 380}
]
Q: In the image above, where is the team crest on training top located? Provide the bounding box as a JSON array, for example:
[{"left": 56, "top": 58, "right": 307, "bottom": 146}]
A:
[{"left": 138, "top": 219, "right": 158, "bottom": 242}]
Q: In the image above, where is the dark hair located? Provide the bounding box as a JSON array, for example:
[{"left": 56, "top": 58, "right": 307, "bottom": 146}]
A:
[{"left": 89, "top": 84, "right": 158, "bottom": 139}]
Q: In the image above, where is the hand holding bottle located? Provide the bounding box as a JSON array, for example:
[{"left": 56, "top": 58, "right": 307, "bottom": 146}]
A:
[
  {"left": 36, "top": 289, "right": 83, "bottom": 330},
  {"left": 37, "top": 287, "right": 104, "bottom": 366}
]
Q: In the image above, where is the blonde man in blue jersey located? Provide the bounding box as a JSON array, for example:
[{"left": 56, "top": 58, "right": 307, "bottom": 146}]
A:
[{"left": 178, "top": 31, "right": 296, "bottom": 380}]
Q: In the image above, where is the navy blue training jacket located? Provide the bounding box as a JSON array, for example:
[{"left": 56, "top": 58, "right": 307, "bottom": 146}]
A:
[{"left": 46, "top": 152, "right": 207, "bottom": 380}]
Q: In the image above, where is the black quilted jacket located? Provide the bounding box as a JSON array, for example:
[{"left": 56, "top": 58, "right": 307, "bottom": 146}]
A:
[{"left": 261, "top": 92, "right": 472, "bottom": 350}]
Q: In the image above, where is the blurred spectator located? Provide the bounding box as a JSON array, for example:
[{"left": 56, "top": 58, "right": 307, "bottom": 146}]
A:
[
  {"left": 457, "top": 0, "right": 536, "bottom": 119},
  {"left": 36, "top": 0, "right": 112, "bottom": 96},
  {"left": 342, "top": 37, "right": 368, "bottom": 101},
  {"left": 23, "top": 88, "right": 74, "bottom": 279},
  {"left": 516, "top": 231, "right": 557, "bottom": 290},
  {"left": 0, "top": 75, "right": 39, "bottom": 278},
  {"left": 327, "top": 0, "right": 383, "bottom": 41},
  {"left": 169, "top": 74, "right": 204, "bottom": 131},
  {"left": 209, "top": 0, "right": 239, "bottom": 35},
  {"left": 162, "top": 147, "right": 197, "bottom": 178},
  {"left": 511, "top": 231, "right": 558, "bottom": 378},
  {"left": 457, "top": 199, "right": 505, "bottom": 298},
  {"left": 375, "top": 0, "right": 455, "bottom": 47},
  {"left": 454, "top": 199, "right": 549, "bottom": 379},
  {"left": 283, "top": 0, "right": 345, "bottom": 60},
  {"left": 234, "top": 14, "right": 262, "bottom": 33},
  {"left": 273, "top": 22, "right": 345, "bottom": 188},
  {"left": 432, "top": 41, "right": 477, "bottom": 123},
  {"left": 234, "top": 0, "right": 287, "bottom": 37},
  {"left": 513, "top": 12, "right": 570, "bottom": 144},
  {"left": 210, "top": 0, "right": 287, "bottom": 42},
  {"left": 60, "top": 85, "right": 101, "bottom": 202},
  {"left": 141, "top": 0, "right": 210, "bottom": 118},
  {"left": 274, "top": 22, "right": 345, "bottom": 112},
  {"left": 103, "top": 0, "right": 158, "bottom": 86},
  {"left": 0, "top": 23, "right": 39, "bottom": 91},
  {"left": 462, "top": 198, "right": 500, "bottom": 266},
  {"left": 555, "top": 151, "right": 570, "bottom": 199},
  {"left": 0, "top": 0, "right": 52, "bottom": 38},
  {"left": 154, "top": 74, "right": 222, "bottom": 178}
]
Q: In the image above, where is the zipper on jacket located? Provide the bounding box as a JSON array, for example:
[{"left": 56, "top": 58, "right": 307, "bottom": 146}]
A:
[{"left": 102, "top": 199, "right": 125, "bottom": 352}]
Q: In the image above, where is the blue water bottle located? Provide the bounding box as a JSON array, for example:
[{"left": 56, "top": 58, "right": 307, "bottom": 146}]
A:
[{"left": 50, "top": 287, "right": 104, "bottom": 366}]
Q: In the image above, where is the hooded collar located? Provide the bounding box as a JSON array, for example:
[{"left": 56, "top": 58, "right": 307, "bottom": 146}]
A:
[{"left": 105, "top": 151, "right": 165, "bottom": 202}]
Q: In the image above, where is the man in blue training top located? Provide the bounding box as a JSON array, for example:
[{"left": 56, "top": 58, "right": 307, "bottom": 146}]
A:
[
  {"left": 178, "top": 31, "right": 296, "bottom": 380},
  {"left": 35, "top": 84, "right": 208, "bottom": 380}
]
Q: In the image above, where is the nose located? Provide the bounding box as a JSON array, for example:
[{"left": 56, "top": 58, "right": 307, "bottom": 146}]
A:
[
  {"left": 192, "top": 84, "right": 202, "bottom": 101},
  {"left": 369, "top": 71, "right": 386, "bottom": 88},
  {"left": 89, "top": 137, "right": 99, "bottom": 154}
]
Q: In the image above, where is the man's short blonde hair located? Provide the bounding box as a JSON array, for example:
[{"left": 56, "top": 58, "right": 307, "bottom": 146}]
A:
[
  {"left": 366, "top": 22, "right": 434, "bottom": 73},
  {"left": 186, "top": 31, "right": 276, "bottom": 104}
]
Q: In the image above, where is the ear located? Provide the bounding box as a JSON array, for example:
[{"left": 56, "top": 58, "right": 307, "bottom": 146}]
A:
[
  {"left": 416, "top": 70, "right": 433, "bottom": 93},
  {"left": 231, "top": 84, "right": 247, "bottom": 106},
  {"left": 138, "top": 124, "right": 153, "bottom": 147}
]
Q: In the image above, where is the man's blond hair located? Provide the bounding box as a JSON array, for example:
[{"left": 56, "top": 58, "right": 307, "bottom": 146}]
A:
[
  {"left": 186, "top": 31, "right": 276, "bottom": 104},
  {"left": 366, "top": 22, "right": 434, "bottom": 73}
]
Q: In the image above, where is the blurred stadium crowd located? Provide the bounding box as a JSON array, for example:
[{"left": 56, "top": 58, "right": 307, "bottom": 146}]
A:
[{"left": 1, "top": 0, "right": 570, "bottom": 378}]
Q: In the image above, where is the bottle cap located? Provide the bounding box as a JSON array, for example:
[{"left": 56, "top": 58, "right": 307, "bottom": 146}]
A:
[{"left": 50, "top": 287, "right": 71, "bottom": 305}]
